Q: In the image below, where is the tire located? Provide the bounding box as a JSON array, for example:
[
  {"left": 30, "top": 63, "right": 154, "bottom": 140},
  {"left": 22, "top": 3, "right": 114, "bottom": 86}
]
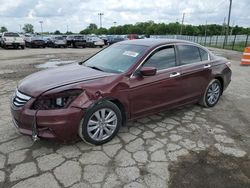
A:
[
  {"left": 199, "top": 79, "right": 222, "bottom": 107},
  {"left": 21, "top": 45, "right": 25, "bottom": 49},
  {"left": 79, "top": 101, "right": 122, "bottom": 145}
]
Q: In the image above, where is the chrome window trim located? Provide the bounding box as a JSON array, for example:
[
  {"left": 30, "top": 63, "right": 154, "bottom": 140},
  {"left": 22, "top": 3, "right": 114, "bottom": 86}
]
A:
[{"left": 130, "top": 42, "right": 211, "bottom": 79}]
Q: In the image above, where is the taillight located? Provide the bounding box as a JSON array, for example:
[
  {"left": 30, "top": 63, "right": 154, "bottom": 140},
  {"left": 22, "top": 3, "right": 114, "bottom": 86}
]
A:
[{"left": 226, "top": 62, "right": 231, "bottom": 68}]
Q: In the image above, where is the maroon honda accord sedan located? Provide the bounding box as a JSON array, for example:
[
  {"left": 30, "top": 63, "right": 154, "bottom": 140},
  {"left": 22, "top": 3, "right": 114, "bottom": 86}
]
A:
[{"left": 10, "top": 39, "right": 232, "bottom": 144}]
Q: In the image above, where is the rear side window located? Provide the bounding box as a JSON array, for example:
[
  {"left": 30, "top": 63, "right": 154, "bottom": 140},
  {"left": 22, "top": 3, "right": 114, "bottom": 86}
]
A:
[
  {"left": 143, "top": 46, "right": 176, "bottom": 70},
  {"left": 199, "top": 48, "right": 209, "bottom": 61},
  {"left": 178, "top": 45, "right": 201, "bottom": 65}
]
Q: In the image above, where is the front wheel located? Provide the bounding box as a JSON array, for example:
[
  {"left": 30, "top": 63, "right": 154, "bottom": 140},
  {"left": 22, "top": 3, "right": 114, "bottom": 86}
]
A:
[
  {"left": 199, "top": 79, "right": 222, "bottom": 107},
  {"left": 79, "top": 101, "right": 122, "bottom": 145}
]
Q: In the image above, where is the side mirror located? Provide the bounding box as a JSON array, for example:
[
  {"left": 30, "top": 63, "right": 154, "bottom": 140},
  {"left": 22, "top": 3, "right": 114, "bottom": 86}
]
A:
[{"left": 140, "top": 67, "right": 157, "bottom": 76}]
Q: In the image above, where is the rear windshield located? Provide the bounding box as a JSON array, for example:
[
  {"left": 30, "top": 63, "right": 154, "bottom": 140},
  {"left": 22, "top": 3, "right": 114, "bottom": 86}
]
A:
[
  {"left": 4, "top": 33, "right": 19, "bottom": 37},
  {"left": 55, "top": 37, "right": 64, "bottom": 40},
  {"left": 74, "top": 36, "right": 84, "bottom": 39}
]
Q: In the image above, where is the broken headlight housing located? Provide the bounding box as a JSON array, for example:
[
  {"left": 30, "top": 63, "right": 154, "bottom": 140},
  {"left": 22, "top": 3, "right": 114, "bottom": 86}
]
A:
[{"left": 32, "top": 89, "right": 82, "bottom": 110}]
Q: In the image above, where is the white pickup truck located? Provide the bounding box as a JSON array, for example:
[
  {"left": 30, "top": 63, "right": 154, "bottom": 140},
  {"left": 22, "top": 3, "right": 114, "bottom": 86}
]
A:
[{"left": 1, "top": 32, "right": 25, "bottom": 49}]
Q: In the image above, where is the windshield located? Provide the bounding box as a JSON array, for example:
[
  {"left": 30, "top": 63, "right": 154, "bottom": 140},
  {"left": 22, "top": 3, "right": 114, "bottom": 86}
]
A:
[
  {"left": 84, "top": 44, "right": 148, "bottom": 73},
  {"left": 4, "top": 33, "right": 19, "bottom": 37}
]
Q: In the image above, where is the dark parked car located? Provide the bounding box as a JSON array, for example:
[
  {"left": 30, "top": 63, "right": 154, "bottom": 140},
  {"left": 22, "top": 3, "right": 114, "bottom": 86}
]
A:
[
  {"left": 107, "top": 35, "right": 126, "bottom": 45},
  {"left": 66, "top": 35, "right": 86, "bottom": 48},
  {"left": 47, "top": 36, "right": 67, "bottom": 48},
  {"left": 10, "top": 39, "right": 231, "bottom": 144},
  {"left": 25, "top": 36, "right": 46, "bottom": 48}
]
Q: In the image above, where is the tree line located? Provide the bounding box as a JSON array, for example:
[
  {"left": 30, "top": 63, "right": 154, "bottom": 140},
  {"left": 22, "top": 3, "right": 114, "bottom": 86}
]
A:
[
  {"left": 1, "top": 21, "right": 250, "bottom": 36},
  {"left": 80, "top": 21, "right": 250, "bottom": 36}
]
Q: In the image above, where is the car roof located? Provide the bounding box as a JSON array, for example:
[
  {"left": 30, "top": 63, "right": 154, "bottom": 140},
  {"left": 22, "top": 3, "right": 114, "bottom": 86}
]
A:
[{"left": 119, "top": 38, "right": 195, "bottom": 47}]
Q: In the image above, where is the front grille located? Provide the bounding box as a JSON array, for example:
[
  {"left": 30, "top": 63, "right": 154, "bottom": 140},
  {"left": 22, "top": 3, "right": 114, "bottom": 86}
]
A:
[{"left": 13, "top": 90, "right": 31, "bottom": 107}]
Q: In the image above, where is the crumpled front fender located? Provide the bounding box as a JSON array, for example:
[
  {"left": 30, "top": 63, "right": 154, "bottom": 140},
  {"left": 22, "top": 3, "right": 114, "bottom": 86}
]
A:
[{"left": 70, "top": 89, "right": 104, "bottom": 110}]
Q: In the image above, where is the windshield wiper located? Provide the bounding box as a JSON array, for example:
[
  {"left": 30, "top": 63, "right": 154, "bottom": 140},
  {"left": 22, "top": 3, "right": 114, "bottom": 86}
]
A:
[{"left": 86, "top": 65, "right": 104, "bottom": 72}]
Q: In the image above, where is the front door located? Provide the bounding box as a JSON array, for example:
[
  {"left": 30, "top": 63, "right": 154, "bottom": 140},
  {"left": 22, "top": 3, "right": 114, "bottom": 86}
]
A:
[{"left": 129, "top": 45, "right": 185, "bottom": 118}]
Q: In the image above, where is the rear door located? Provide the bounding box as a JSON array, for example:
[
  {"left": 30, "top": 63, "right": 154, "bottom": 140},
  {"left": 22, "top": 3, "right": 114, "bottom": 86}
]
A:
[{"left": 176, "top": 44, "right": 212, "bottom": 100}]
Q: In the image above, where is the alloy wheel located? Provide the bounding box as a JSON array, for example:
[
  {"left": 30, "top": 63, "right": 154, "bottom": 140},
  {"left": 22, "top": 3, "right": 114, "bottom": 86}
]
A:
[
  {"left": 207, "top": 82, "right": 221, "bottom": 105},
  {"left": 87, "top": 108, "right": 117, "bottom": 141}
]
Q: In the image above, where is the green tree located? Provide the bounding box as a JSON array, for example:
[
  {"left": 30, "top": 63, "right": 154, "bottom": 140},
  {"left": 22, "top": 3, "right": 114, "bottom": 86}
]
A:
[
  {"left": 87, "top": 23, "right": 98, "bottom": 30},
  {"left": 23, "top": 24, "right": 34, "bottom": 33},
  {"left": 79, "top": 28, "right": 91, "bottom": 35},
  {"left": 0, "top": 26, "right": 8, "bottom": 32},
  {"left": 54, "top": 30, "right": 61, "bottom": 35},
  {"left": 65, "top": 31, "right": 73, "bottom": 35}
]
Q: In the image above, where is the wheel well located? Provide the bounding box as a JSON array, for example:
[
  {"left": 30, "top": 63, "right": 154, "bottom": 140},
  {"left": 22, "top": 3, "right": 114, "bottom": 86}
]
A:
[
  {"left": 109, "top": 99, "right": 127, "bottom": 126},
  {"left": 215, "top": 77, "right": 224, "bottom": 93}
]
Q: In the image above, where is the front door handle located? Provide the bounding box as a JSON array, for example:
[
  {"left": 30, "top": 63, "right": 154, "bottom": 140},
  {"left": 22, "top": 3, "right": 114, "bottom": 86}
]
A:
[
  {"left": 169, "top": 72, "right": 181, "bottom": 78},
  {"left": 204, "top": 64, "right": 211, "bottom": 68}
]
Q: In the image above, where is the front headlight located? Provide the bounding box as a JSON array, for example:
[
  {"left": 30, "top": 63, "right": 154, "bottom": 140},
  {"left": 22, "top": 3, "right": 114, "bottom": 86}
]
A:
[{"left": 32, "top": 89, "right": 82, "bottom": 110}]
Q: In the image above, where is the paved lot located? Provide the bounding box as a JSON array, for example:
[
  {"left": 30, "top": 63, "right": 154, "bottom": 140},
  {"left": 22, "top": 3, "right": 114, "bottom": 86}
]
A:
[{"left": 0, "top": 47, "right": 250, "bottom": 188}]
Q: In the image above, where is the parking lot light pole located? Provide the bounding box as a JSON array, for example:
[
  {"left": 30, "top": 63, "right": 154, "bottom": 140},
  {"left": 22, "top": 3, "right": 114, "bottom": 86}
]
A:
[
  {"left": 19, "top": 24, "right": 22, "bottom": 33},
  {"left": 39, "top": 21, "right": 43, "bottom": 35},
  {"left": 98, "top": 13, "right": 104, "bottom": 28}
]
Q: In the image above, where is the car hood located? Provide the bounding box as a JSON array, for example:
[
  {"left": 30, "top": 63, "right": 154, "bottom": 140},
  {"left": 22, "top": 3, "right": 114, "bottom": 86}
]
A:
[{"left": 18, "top": 64, "right": 114, "bottom": 97}]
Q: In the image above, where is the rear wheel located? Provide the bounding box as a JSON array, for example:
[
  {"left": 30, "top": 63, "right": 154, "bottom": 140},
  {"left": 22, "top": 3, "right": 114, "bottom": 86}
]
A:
[
  {"left": 79, "top": 101, "right": 122, "bottom": 145},
  {"left": 200, "top": 79, "right": 222, "bottom": 107}
]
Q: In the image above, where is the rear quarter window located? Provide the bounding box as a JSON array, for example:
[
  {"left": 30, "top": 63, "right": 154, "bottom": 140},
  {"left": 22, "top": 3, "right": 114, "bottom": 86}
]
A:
[{"left": 199, "top": 48, "right": 209, "bottom": 61}]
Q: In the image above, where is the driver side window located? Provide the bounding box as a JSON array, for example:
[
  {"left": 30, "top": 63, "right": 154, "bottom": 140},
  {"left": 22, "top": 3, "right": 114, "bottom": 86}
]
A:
[{"left": 143, "top": 46, "right": 176, "bottom": 70}]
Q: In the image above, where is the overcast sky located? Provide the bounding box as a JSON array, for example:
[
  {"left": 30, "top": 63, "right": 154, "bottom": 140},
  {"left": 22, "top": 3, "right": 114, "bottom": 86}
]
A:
[{"left": 0, "top": 0, "right": 249, "bottom": 33}]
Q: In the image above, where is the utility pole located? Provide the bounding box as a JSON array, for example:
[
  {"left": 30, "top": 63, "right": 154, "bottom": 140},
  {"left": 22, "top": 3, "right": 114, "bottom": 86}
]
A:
[
  {"left": 221, "top": 17, "right": 226, "bottom": 35},
  {"left": 98, "top": 13, "right": 104, "bottom": 28},
  {"left": 180, "top": 13, "right": 185, "bottom": 35},
  {"left": 225, "top": 0, "right": 232, "bottom": 45},
  {"left": 204, "top": 20, "right": 208, "bottom": 45},
  {"left": 230, "top": 21, "right": 235, "bottom": 35},
  {"left": 204, "top": 20, "right": 207, "bottom": 36},
  {"left": 66, "top": 25, "right": 69, "bottom": 33},
  {"left": 39, "top": 21, "right": 43, "bottom": 34}
]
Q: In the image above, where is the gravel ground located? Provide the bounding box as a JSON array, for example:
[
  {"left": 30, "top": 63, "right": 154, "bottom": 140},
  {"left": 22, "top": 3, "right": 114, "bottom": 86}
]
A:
[{"left": 0, "top": 47, "right": 249, "bottom": 188}]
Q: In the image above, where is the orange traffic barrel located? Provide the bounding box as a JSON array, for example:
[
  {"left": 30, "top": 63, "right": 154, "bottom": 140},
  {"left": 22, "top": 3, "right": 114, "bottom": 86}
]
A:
[{"left": 241, "top": 47, "right": 250, "bottom": 66}]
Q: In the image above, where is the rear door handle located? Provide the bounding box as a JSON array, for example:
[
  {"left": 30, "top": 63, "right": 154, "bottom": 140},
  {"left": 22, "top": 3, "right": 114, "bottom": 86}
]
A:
[
  {"left": 169, "top": 72, "right": 181, "bottom": 78},
  {"left": 204, "top": 64, "right": 211, "bottom": 68}
]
